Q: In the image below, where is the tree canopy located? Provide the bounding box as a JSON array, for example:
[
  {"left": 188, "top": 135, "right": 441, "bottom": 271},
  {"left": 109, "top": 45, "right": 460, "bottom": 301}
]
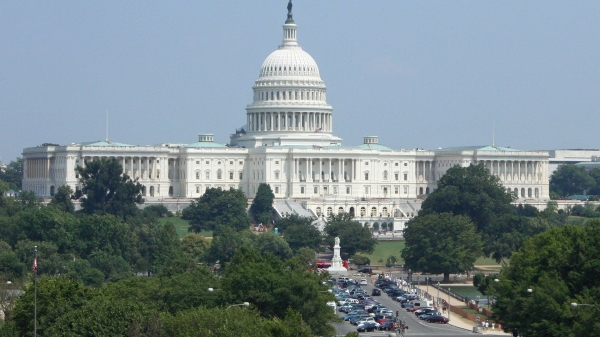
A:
[
  {"left": 0, "top": 158, "right": 23, "bottom": 190},
  {"left": 492, "top": 220, "right": 600, "bottom": 337},
  {"left": 183, "top": 187, "right": 250, "bottom": 233},
  {"left": 250, "top": 183, "right": 274, "bottom": 225},
  {"left": 550, "top": 164, "right": 596, "bottom": 198},
  {"left": 402, "top": 213, "right": 482, "bottom": 282},
  {"left": 324, "top": 213, "right": 377, "bottom": 258},
  {"left": 74, "top": 158, "right": 143, "bottom": 218}
]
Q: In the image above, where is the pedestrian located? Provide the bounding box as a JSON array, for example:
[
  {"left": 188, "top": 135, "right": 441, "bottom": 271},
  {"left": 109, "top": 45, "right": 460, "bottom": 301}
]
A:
[
  {"left": 485, "top": 321, "right": 489, "bottom": 330},
  {"left": 442, "top": 305, "right": 447, "bottom": 313},
  {"left": 492, "top": 322, "right": 495, "bottom": 330}
]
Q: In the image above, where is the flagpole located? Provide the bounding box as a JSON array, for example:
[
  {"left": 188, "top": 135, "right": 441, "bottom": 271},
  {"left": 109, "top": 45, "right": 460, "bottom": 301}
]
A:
[{"left": 34, "top": 245, "right": 37, "bottom": 337}]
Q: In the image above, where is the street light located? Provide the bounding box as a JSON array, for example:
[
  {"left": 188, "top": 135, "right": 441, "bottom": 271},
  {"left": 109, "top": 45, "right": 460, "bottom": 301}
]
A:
[
  {"left": 448, "top": 287, "right": 451, "bottom": 321},
  {"left": 437, "top": 282, "right": 440, "bottom": 308},
  {"left": 571, "top": 302, "right": 600, "bottom": 313},
  {"left": 227, "top": 302, "right": 250, "bottom": 310}
]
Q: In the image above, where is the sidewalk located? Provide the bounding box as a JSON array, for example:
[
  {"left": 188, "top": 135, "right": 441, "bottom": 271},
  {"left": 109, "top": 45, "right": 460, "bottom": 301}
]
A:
[{"left": 413, "top": 284, "right": 509, "bottom": 335}]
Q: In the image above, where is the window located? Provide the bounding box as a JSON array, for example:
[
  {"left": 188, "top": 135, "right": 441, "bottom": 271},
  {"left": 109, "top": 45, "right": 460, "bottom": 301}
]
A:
[
  {"left": 239, "top": 172, "right": 243, "bottom": 180},
  {"left": 383, "top": 207, "right": 389, "bottom": 217},
  {"left": 230, "top": 161, "right": 233, "bottom": 165},
  {"left": 205, "top": 171, "right": 210, "bottom": 179},
  {"left": 383, "top": 187, "right": 388, "bottom": 195},
  {"left": 404, "top": 163, "right": 408, "bottom": 166},
  {"left": 395, "top": 186, "right": 399, "bottom": 194},
  {"left": 395, "top": 162, "right": 399, "bottom": 166},
  {"left": 365, "top": 162, "right": 369, "bottom": 166},
  {"left": 314, "top": 186, "right": 318, "bottom": 194},
  {"left": 275, "top": 171, "right": 280, "bottom": 179},
  {"left": 346, "top": 186, "right": 351, "bottom": 194},
  {"left": 371, "top": 207, "right": 377, "bottom": 217},
  {"left": 206, "top": 161, "right": 209, "bottom": 164},
  {"left": 338, "top": 207, "right": 344, "bottom": 214},
  {"left": 217, "top": 169, "right": 222, "bottom": 179},
  {"left": 404, "top": 174, "right": 408, "bottom": 181},
  {"left": 275, "top": 186, "right": 279, "bottom": 194},
  {"left": 364, "top": 172, "right": 369, "bottom": 180},
  {"left": 404, "top": 186, "right": 408, "bottom": 194},
  {"left": 275, "top": 161, "right": 279, "bottom": 164},
  {"left": 395, "top": 173, "right": 399, "bottom": 180},
  {"left": 196, "top": 186, "right": 200, "bottom": 193},
  {"left": 383, "top": 171, "right": 388, "bottom": 180},
  {"left": 229, "top": 172, "right": 234, "bottom": 180},
  {"left": 196, "top": 161, "right": 199, "bottom": 164},
  {"left": 365, "top": 186, "right": 370, "bottom": 194},
  {"left": 327, "top": 207, "right": 333, "bottom": 216},
  {"left": 196, "top": 172, "right": 200, "bottom": 179},
  {"left": 217, "top": 161, "right": 221, "bottom": 165},
  {"left": 316, "top": 207, "right": 322, "bottom": 216},
  {"left": 301, "top": 186, "right": 305, "bottom": 194},
  {"left": 239, "top": 161, "right": 243, "bottom": 165},
  {"left": 360, "top": 207, "right": 366, "bottom": 217}
]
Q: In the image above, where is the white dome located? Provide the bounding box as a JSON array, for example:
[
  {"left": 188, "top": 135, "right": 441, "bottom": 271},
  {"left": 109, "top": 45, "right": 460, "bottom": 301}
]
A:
[{"left": 260, "top": 47, "right": 320, "bottom": 78}]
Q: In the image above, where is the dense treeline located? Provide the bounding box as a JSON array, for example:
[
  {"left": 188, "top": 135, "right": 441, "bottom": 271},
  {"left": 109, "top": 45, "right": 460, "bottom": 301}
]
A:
[{"left": 0, "top": 159, "right": 341, "bottom": 336}]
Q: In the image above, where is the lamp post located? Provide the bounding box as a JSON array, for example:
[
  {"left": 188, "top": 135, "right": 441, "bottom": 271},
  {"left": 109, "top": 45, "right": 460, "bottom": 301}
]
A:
[
  {"left": 417, "top": 275, "right": 420, "bottom": 296},
  {"left": 426, "top": 277, "right": 429, "bottom": 300},
  {"left": 227, "top": 302, "right": 250, "bottom": 310},
  {"left": 448, "top": 287, "right": 451, "bottom": 321},
  {"left": 571, "top": 302, "right": 600, "bottom": 314},
  {"left": 437, "top": 282, "right": 440, "bottom": 307}
]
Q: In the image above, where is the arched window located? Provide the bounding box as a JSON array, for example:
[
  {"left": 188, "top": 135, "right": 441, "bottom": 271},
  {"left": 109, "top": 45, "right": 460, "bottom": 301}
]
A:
[
  {"left": 327, "top": 207, "right": 333, "bottom": 216},
  {"left": 528, "top": 188, "right": 532, "bottom": 198},
  {"left": 521, "top": 188, "right": 525, "bottom": 197},
  {"left": 381, "top": 222, "right": 387, "bottom": 231},
  {"left": 535, "top": 188, "right": 539, "bottom": 198},
  {"left": 196, "top": 172, "right": 200, "bottom": 179},
  {"left": 371, "top": 207, "right": 377, "bottom": 217},
  {"left": 316, "top": 207, "right": 322, "bottom": 216},
  {"left": 360, "top": 207, "right": 366, "bottom": 217},
  {"left": 382, "top": 207, "right": 388, "bottom": 217},
  {"left": 338, "top": 207, "right": 344, "bottom": 214},
  {"left": 383, "top": 171, "right": 388, "bottom": 180},
  {"left": 419, "top": 187, "right": 424, "bottom": 194},
  {"left": 217, "top": 169, "right": 222, "bottom": 180},
  {"left": 205, "top": 171, "right": 210, "bottom": 179},
  {"left": 426, "top": 187, "right": 430, "bottom": 194}
]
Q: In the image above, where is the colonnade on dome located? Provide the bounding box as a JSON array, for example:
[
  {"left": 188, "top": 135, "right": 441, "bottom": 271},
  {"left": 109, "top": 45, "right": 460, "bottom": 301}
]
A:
[{"left": 247, "top": 111, "right": 332, "bottom": 133}]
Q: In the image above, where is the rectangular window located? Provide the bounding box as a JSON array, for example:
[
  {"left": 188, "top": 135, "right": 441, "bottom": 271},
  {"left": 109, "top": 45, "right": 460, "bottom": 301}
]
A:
[
  {"left": 275, "top": 172, "right": 280, "bottom": 179},
  {"left": 395, "top": 162, "right": 399, "bottom": 166},
  {"left": 229, "top": 172, "right": 234, "bottom": 180},
  {"left": 333, "top": 186, "right": 338, "bottom": 194},
  {"left": 395, "top": 186, "right": 399, "bottom": 194},
  {"left": 206, "top": 161, "right": 209, "bottom": 164},
  {"left": 301, "top": 186, "right": 305, "bottom": 194},
  {"left": 275, "top": 186, "right": 279, "bottom": 194},
  {"left": 239, "top": 172, "right": 243, "bottom": 180},
  {"left": 404, "top": 186, "right": 408, "bottom": 194},
  {"left": 206, "top": 171, "right": 210, "bottom": 179},
  {"left": 395, "top": 173, "right": 399, "bottom": 181},
  {"left": 239, "top": 161, "right": 243, "bottom": 165},
  {"left": 314, "top": 186, "right": 318, "bottom": 194},
  {"left": 365, "top": 173, "right": 369, "bottom": 180},
  {"left": 230, "top": 161, "right": 233, "bottom": 165},
  {"left": 404, "top": 162, "right": 408, "bottom": 166},
  {"left": 404, "top": 174, "right": 408, "bottom": 181},
  {"left": 196, "top": 161, "right": 199, "bottom": 164},
  {"left": 196, "top": 186, "right": 200, "bottom": 193},
  {"left": 364, "top": 186, "right": 370, "bottom": 195},
  {"left": 275, "top": 161, "right": 279, "bottom": 164},
  {"left": 346, "top": 186, "right": 351, "bottom": 194}
]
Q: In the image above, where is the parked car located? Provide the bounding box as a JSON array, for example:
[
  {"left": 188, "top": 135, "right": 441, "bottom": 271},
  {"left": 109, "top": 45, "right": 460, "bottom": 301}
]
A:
[
  {"left": 359, "top": 279, "right": 368, "bottom": 285},
  {"left": 415, "top": 307, "right": 438, "bottom": 316},
  {"left": 427, "top": 315, "right": 450, "bottom": 324},
  {"left": 356, "top": 321, "right": 379, "bottom": 332},
  {"left": 378, "top": 320, "right": 396, "bottom": 331},
  {"left": 358, "top": 267, "right": 373, "bottom": 274},
  {"left": 372, "top": 288, "right": 381, "bottom": 296}
]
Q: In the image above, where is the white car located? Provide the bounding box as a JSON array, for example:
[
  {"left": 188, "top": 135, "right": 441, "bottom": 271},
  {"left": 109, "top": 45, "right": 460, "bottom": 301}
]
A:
[{"left": 360, "top": 279, "right": 368, "bottom": 285}]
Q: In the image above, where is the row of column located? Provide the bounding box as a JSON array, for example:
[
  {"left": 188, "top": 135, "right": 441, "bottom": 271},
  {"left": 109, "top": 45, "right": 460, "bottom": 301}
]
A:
[
  {"left": 25, "top": 158, "right": 50, "bottom": 179},
  {"left": 247, "top": 111, "right": 331, "bottom": 132},
  {"left": 484, "top": 160, "right": 545, "bottom": 182},
  {"left": 291, "top": 158, "right": 364, "bottom": 182},
  {"left": 416, "top": 160, "right": 434, "bottom": 182},
  {"left": 254, "top": 89, "right": 325, "bottom": 102},
  {"left": 81, "top": 156, "right": 165, "bottom": 181}
]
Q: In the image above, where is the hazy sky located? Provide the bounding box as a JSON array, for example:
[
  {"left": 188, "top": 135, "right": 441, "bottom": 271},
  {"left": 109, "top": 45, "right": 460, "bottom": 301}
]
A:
[{"left": 1, "top": 1, "right": 599, "bottom": 163}]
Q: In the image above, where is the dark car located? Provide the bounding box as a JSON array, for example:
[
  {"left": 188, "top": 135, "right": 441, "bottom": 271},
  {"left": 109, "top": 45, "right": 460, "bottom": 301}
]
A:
[
  {"left": 358, "top": 267, "right": 373, "bottom": 274},
  {"left": 427, "top": 315, "right": 449, "bottom": 324},
  {"left": 371, "top": 288, "right": 381, "bottom": 296},
  {"left": 356, "top": 321, "right": 379, "bottom": 332},
  {"left": 415, "top": 308, "right": 438, "bottom": 316},
  {"left": 378, "top": 320, "right": 396, "bottom": 331}
]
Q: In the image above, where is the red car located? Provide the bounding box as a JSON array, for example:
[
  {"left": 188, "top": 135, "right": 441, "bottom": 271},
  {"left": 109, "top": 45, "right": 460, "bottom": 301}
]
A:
[{"left": 426, "top": 315, "right": 449, "bottom": 324}]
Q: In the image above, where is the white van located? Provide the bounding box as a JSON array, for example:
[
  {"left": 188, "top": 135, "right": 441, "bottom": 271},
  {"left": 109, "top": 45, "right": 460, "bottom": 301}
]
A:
[{"left": 406, "top": 300, "right": 433, "bottom": 311}]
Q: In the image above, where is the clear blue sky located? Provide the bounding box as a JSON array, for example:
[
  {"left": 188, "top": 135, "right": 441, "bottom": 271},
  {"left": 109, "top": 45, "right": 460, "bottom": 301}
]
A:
[{"left": 1, "top": 1, "right": 599, "bottom": 163}]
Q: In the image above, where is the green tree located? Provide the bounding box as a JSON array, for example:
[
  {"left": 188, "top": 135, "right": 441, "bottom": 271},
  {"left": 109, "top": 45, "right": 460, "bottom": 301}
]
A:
[
  {"left": 550, "top": 164, "right": 596, "bottom": 197},
  {"left": 253, "top": 231, "right": 293, "bottom": 260},
  {"left": 588, "top": 168, "right": 600, "bottom": 195},
  {"left": 283, "top": 222, "right": 323, "bottom": 253},
  {"left": 0, "top": 158, "right": 23, "bottom": 191},
  {"left": 221, "top": 248, "right": 336, "bottom": 336},
  {"left": 74, "top": 158, "right": 143, "bottom": 218},
  {"left": 183, "top": 187, "right": 250, "bottom": 233},
  {"left": 324, "top": 213, "right": 377, "bottom": 258},
  {"left": 274, "top": 214, "right": 313, "bottom": 232},
  {"left": 250, "top": 183, "right": 275, "bottom": 225},
  {"left": 0, "top": 241, "right": 26, "bottom": 281},
  {"left": 12, "top": 277, "right": 93, "bottom": 336},
  {"left": 402, "top": 213, "right": 482, "bottom": 282},
  {"left": 492, "top": 220, "right": 600, "bottom": 337},
  {"left": 181, "top": 233, "right": 210, "bottom": 262},
  {"left": 48, "top": 185, "right": 75, "bottom": 213}
]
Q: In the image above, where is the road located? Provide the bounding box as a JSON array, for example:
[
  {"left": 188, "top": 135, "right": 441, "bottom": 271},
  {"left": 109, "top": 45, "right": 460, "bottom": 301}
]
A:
[{"left": 333, "top": 282, "right": 478, "bottom": 337}]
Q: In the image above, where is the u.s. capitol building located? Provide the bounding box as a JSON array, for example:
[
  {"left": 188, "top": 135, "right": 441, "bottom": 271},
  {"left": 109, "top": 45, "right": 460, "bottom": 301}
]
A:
[{"left": 21, "top": 4, "right": 549, "bottom": 230}]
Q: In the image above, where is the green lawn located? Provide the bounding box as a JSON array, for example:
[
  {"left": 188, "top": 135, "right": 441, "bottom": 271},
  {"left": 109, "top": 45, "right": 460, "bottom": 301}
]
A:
[
  {"left": 360, "top": 240, "right": 503, "bottom": 267},
  {"left": 157, "top": 217, "right": 213, "bottom": 238}
]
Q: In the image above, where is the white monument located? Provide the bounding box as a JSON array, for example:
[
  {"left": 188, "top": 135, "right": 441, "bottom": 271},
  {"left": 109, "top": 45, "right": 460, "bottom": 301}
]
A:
[{"left": 327, "top": 237, "right": 348, "bottom": 275}]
